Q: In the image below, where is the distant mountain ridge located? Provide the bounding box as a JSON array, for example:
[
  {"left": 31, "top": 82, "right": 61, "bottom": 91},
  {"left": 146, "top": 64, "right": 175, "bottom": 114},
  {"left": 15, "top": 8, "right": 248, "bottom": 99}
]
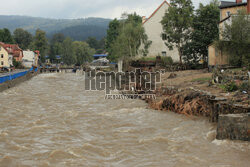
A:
[{"left": 0, "top": 15, "right": 111, "bottom": 40}]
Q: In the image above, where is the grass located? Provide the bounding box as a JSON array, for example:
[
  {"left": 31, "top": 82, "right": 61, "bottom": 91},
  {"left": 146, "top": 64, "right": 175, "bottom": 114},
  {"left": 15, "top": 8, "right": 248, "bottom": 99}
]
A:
[
  {"left": 230, "top": 68, "right": 243, "bottom": 72},
  {"left": 138, "top": 57, "right": 156, "bottom": 61},
  {"left": 191, "top": 77, "right": 211, "bottom": 83}
]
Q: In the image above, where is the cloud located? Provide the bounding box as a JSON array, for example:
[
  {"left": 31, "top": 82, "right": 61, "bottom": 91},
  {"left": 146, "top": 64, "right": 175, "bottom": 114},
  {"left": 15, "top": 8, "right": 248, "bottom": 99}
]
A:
[{"left": 0, "top": 0, "right": 212, "bottom": 19}]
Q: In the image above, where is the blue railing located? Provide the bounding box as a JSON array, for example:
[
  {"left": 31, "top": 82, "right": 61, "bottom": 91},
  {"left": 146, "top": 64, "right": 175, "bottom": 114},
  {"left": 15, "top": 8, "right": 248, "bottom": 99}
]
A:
[{"left": 0, "top": 67, "right": 38, "bottom": 84}]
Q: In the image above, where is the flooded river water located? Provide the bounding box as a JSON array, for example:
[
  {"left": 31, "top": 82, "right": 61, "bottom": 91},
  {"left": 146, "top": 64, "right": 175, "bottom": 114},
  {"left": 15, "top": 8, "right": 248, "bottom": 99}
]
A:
[{"left": 0, "top": 73, "right": 249, "bottom": 167}]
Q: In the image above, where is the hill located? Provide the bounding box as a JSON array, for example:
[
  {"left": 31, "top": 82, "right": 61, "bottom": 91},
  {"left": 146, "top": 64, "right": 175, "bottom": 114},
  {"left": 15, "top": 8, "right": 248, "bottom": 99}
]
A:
[{"left": 0, "top": 15, "right": 111, "bottom": 40}]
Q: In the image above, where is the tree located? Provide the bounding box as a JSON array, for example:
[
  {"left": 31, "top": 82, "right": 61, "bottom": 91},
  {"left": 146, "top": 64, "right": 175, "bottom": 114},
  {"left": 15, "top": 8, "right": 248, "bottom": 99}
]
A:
[
  {"left": 73, "top": 41, "right": 95, "bottom": 65},
  {"left": 217, "top": 10, "right": 250, "bottom": 67},
  {"left": 32, "top": 29, "right": 48, "bottom": 63},
  {"left": 61, "top": 37, "right": 76, "bottom": 65},
  {"left": 49, "top": 33, "right": 65, "bottom": 62},
  {"left": 183, "top": 1, "right": 220, "bottom": 65},
  {"left": 108, "top": 13, "right": 151, "bottom": 63},
  {"left": 51, "top": 33, "right": 65, "bottom": 44},
  {"left": 161, "top": 0, "right": 194, "bottom": 64},
  {"left": 13, "top": 28, "right": 33, "bottom": 50},
  {"left": 86, "top": 37, "right": 99, "bottom": 50},
  {"left": 0, "top": 28, "right": 14, "bottom": 43},
  {"left": 105, "top": 19, "right": 120, "bottom": 55}
]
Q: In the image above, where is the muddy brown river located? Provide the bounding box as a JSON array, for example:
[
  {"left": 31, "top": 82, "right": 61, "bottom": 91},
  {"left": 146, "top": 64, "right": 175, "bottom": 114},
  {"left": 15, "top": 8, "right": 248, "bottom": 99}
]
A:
[{"left": 0, "top": 73, "right": 249, "bottom": 167}]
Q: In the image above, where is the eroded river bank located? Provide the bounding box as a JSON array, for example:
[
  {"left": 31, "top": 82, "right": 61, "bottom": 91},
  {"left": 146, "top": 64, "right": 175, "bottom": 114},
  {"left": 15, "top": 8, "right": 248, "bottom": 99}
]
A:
[{"left": 0, "top": 73, "right": 249, "bottom": 167}]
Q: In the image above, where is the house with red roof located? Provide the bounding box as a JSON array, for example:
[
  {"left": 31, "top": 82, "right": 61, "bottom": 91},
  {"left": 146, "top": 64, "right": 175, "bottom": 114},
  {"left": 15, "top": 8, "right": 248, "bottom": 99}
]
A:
[
  {"left": 2, "top": 43, "right": 24, "bottom": 62},
  {"left": 0, "top": 42, "right": 12, "bottom": 68}
]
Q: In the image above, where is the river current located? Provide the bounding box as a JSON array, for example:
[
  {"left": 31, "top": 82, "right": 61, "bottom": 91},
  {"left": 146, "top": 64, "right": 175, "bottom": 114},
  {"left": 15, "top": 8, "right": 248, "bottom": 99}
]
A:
[{"left": 0, "top": 73, "right": 249, "bottom": 167}]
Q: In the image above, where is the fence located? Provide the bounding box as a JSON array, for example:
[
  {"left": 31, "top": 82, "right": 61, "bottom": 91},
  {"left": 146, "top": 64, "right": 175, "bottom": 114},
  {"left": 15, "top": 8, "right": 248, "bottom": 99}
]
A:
[{"left": 0, "top": 67, "right": 38, "bottom": 84}]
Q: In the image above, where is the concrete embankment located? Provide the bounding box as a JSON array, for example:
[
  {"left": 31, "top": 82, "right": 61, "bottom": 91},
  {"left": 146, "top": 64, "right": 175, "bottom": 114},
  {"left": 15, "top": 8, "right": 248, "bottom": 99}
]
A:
[
  {"left": 0, "top": 71, "right": 38, "bottom": 92},
  {"left": 146, "top": 87, "right": 250, "bottom": 141}
]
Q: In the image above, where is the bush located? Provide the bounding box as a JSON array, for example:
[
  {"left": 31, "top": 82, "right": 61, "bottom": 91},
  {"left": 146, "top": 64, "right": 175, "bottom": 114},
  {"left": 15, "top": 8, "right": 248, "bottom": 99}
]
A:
[
  {"left": 239, "top": 81, "right": 249, "bottom": 91},
  {"left": 13, "top": 58, "right": 23, "bottom": 68},
  {"left": 220, "top": 81, "right": 238, "bottom": 92},
  {"left": 162, "top": 56, "right": 173, "bottom": 66}
]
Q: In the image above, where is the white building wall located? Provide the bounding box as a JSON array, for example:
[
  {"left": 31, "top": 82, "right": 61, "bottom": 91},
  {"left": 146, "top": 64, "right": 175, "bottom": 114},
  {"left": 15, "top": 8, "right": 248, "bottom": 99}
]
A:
[
  {"left": 142, "top": 2, "right": 179, "bottom": 62},
  {"left": 22, "top": 51, "right": 35, "bottom": 68}
]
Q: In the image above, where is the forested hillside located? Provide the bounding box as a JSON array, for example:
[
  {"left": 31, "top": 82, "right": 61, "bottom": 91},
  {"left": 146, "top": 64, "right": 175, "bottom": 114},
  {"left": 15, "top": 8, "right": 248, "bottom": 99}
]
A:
[{"left": 0, "top": 15, "right": 110, "bottom": 40}]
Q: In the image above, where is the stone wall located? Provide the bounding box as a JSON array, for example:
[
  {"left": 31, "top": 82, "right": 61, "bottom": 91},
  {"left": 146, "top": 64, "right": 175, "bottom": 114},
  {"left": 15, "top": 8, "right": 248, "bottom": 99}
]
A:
[{"left": 217, "top": 113, "right": 250, "bottom": 141}]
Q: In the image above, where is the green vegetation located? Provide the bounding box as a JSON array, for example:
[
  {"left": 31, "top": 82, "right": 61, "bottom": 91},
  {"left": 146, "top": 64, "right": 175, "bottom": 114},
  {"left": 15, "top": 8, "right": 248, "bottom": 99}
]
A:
[
  {"left": 161, "top": 0, "right": 194, "bottom": 64},
  {"left": 32, "top": 29, "right": 48, "bottom": 63},
  {"left": 73, "top": 41, "right": 95, "bottom": 65},
  {"left": 13, "top": 28, "right": 33, "bottom": 50},
  {"left": 219, "top": 81, "right": 249, "bottom": 92},
  {"left": 162, "top": 56, "right": 174, "bottom": 66},
  {"left": 183, "top": 0, "right": 220, "bottom": 65},
  {"left": 13, "top": 58, "right": 23, "bottom": 68},
  {"left": 219, "top": 82, "right": 238, "bottom": 92},
  {"left": 0, "top": 27, "right": 97, "bottom": 65},
  {"left": 216, "top": 10, "right": 250, "bottom": 68},
  {"left": 138, "top": 57, "right": 157, "bottom": 61},
  {"left": 106, "top": 13, "right": 151, "bottom": 63},
  {"left": 0, "top": 15, "right": 110, "bottom": 40},
  {"left": 0, "top": 28, "right": 14, "bottom": 43}
]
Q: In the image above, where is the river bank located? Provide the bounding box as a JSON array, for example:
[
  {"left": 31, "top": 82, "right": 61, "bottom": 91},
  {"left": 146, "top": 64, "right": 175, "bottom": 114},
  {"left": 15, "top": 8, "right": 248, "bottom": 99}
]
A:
[
  {"left": 145, "top": 70, "right": 249, "bottom": 141},
  {"left": 0, "top": 69, "right": 38, "bottom": 92}
]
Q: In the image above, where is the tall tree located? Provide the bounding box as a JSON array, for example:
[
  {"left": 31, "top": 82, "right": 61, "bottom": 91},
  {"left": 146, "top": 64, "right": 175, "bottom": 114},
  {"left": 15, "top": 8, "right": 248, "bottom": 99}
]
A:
[
  {"left": 161, "top": 0, "right": 194, "bottom": 64},
  {"left": 183, "top": 1, "right": 220, "bottom": 64},
  {"left": 61, "top": 37, "right": 76, "bottom": 65},
  {"left": 32, "top": 29, "right": 48, "bottom": 63},
  {"left": 86, "top": 37, "right": 99, "bottom": 50},
  {"left": 13, "top": 28, "right": 33, "bottom": 50},
  {"left": 105, "top": 19, "right": 120, "bottom": 55},
  {"left": 73, "top": 41, "right": 95, "bottom": 65},
  {"left": 49, "top": 33, "right": 65, "bottom": 62},
  {"left": 51, "top": 33, "right": 65, "bottom": 44},
  {"left": 0, "top": 28, "right": 14, "bottom": 43},
  {"left": 217, "top": 10, "right": 250, "bottom": 67},
  {"left": 108, "top": 13, "right": 151, "bottom": 63}
]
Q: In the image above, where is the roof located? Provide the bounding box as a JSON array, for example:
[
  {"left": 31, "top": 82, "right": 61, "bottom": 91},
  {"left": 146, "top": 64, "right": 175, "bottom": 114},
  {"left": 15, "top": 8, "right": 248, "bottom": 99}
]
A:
[
  {"left": 219, "top": 1, "right": 247, "bottom": 9},
  {"left": 93, "top": 54, "right": 108, "bottom": 58},
  {"left": 143, "top": 0, "right": 170, "bottom": 24},
  {"left": 0, "top": 42, "right": 23, "bottom": 57}
]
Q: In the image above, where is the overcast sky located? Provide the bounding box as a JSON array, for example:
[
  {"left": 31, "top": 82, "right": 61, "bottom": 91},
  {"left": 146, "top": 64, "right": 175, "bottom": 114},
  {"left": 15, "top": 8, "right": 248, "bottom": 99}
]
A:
[{"left": 0, "top": 0, "right": 241, "bottom": 19}]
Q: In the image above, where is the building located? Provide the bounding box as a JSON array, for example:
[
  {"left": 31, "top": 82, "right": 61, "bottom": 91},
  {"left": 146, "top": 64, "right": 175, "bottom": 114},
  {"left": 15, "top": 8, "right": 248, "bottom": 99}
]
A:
[
  {"left": 208, "top": 0, "right": 249, "bottom": 67},
  {"left": 1, "top": 43, "right": 23, "bottom": 62},
  {"left": 0, "top": 42, "right": 12, "bottom": 68},
  {"left": 141, "top": 0, "right": 179, "bottom": 62},
  {"left": 22, "top": 50, "right": 40, "bottom": 68}
]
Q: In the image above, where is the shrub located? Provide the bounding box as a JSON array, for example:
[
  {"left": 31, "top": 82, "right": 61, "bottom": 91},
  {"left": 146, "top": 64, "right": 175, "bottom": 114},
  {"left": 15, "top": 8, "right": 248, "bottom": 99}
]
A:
[
  {"left": 162, "top": 56, "right": 173, "bottom": 66},
  {"left": 220, "top": 82, "right": 238, "bottom": 92},
  {"left": 239, "top": 81, "right": 249, "bottom": 91}
]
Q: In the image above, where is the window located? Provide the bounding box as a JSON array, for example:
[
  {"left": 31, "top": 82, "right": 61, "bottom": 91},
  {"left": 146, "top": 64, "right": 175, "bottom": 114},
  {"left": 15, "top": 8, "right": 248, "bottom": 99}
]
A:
[
  {"left": 162, "top": 33, "right": 167, "bottom": 40},
  {"left": 1, "top": 54, "right": 3, "bottom": 58},
  {"left": 1, "top": 61, "right": 3, "bottom": 65},
  {"left": 162, "top": 51, "right": 166, "bottom": 57},
  {"left": 227, "top": 11, "right": 230, "bottom": 17}
]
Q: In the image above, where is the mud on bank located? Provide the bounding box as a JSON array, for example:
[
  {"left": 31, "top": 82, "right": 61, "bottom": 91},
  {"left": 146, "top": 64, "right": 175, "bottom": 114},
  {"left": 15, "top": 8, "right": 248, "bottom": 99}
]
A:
[{"left": 144, "top": 70, "right": 249, "bottom": 141}]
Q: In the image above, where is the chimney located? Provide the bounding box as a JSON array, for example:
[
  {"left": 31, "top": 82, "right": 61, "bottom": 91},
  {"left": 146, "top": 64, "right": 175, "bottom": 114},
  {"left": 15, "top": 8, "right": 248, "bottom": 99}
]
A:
[
  {"left": 236, "top": 0, "right": 242, "bottom": 3},
  {"left": 142, "top": 16, "right": 146, "bottom": 23},
  {"left": 248, "top": 0, "right": 250, "bottom": 14}
]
